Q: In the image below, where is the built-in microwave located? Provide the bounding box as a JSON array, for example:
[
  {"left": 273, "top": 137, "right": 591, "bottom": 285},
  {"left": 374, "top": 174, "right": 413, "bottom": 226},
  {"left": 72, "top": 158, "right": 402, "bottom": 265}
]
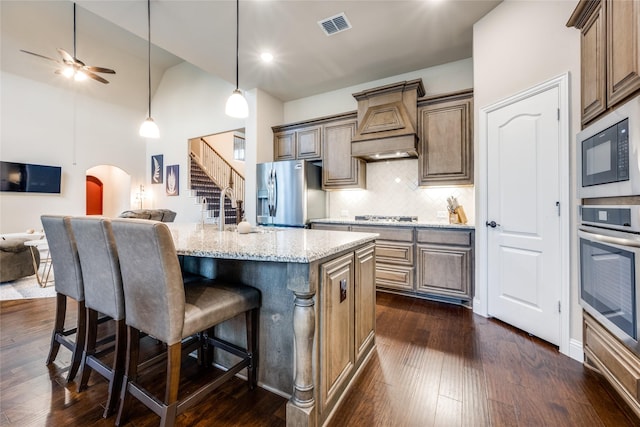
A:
[{"left": 577, "top": 95, "right": 640, "bottom": 198}]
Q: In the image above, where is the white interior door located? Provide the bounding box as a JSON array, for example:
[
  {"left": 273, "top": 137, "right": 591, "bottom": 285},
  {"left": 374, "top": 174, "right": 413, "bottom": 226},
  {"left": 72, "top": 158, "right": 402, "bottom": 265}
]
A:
[{"left": 486, "top": 85, "right": 561, "bottom": 346}]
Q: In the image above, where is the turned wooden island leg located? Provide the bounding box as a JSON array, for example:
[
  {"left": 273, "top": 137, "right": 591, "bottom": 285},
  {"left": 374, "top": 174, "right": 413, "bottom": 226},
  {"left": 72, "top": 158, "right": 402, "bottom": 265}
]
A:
[{"left": 286, "top": 291, "right": 317, "bottom": 427}]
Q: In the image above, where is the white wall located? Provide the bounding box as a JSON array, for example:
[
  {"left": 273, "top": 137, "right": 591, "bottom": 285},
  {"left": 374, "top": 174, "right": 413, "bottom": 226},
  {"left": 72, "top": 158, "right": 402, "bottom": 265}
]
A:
[
  {"left": 283, "top": 58, "right": 474, "bottom": 124},
  {"left": 0, "top": 71, "right": 146, "bottom": 233},
  {"left": 144, "top": 62, "right": 283, "bottom": 224},
  {"left": 473, "top": 0, "right": 582, "bottom": 348}
]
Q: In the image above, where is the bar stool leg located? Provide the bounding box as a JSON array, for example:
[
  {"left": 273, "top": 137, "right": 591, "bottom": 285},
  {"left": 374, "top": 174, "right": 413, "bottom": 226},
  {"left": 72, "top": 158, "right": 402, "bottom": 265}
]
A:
[
  {"left": 46, "top": 293, "right": 67, "bottom": 365},
  {"left": 66, "top": 300, "right": 86, "bottom": 383},
  {"left": 116, "top": 327, "right": 140, "bottom": 427},
  {"left": 78, "top": 308, "right": 98, "bottom": 391}
]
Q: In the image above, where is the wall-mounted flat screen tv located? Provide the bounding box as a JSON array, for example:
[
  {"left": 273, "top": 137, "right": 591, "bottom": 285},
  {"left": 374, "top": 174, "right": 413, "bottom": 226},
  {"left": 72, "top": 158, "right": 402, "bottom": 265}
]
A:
[{"left": 0, "top": 161, "right": 62, "bottom": 194}]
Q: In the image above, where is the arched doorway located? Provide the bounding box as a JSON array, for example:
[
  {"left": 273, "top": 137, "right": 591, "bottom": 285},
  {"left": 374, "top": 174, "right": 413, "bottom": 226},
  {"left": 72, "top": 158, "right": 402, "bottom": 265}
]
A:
[
  {"left": 86, "top": 175, "right": 103, "bottom": 215},
  {"left": 86, "top": 165, "right": 132, "bottom": 218}
]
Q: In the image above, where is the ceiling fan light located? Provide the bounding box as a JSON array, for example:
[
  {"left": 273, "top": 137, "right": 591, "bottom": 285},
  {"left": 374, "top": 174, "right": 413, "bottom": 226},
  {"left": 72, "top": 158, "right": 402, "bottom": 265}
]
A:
[
  {"left": 139, "top": 117, "right": 160, "bottom": 138},
  {"left": 62, "top": 66, "right": 74, "bottom": 78},
  {"left": 74, "top": 70, "right": 87, "bottom": 81},
  {"left": 225, "top": 89, "right": 249, "bottom": 118}
]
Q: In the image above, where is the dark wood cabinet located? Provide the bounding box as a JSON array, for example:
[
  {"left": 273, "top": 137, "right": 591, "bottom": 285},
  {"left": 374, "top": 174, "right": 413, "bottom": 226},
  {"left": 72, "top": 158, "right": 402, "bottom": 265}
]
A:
[
  {"left": 417, "top": 90, "right": 473, "bottom": 186},
  {"left": 273, "top": 125, "right": 322, "bottom": 161},
  {"left": 568, "top": 0, "right": 640, "bottom": 127},
  {"left": 322, "top": 118, "right": 366, "bottom": 190},
  {"left": 312, "top": 222, "right": 475, "bottom": 305},
  {"left": 272, "top": 112, "right": 365, "bottom": 189},
  {"left": 415, "top": 228, "right": 474, "bottom": 301}
]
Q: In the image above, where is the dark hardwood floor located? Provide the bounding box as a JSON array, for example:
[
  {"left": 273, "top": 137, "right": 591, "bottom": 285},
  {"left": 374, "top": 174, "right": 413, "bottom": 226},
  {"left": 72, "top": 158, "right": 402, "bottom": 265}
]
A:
[{"left": 1, "top": 293, "right": 638, "bottom": 426}]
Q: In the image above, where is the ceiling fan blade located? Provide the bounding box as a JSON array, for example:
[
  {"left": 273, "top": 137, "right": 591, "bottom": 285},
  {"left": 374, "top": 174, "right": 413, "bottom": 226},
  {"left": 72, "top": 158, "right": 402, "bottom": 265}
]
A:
[
  {"left": 20, "top": 49, "right": 59, "bottom": 63},
  {"left": 85, "top": 66, "right": 116, "bottom": 74},
  {"left": 85, "top": 71, "right": 109, "bottom": 84},
  {"left": 57, "top": 48, "right": 75, "bottom": 64}
]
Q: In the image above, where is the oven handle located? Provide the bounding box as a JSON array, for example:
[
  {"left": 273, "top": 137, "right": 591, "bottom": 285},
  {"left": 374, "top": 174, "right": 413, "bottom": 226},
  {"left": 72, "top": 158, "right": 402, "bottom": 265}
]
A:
[{"left": 579, "top": 225, "right": 640, "bottom": 248}]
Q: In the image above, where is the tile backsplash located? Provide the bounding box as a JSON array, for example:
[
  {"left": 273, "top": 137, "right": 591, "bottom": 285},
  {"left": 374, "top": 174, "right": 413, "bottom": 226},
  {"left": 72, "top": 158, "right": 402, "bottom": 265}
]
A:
[{"left": 327, "top": 158, "right": 475, "bottom": 224}]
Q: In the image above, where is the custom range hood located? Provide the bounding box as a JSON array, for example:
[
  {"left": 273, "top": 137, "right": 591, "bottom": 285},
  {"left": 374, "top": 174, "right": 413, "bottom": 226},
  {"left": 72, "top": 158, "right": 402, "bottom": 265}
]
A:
[{"left": 351, "top": 79, "right": 425, "bottom": 161}]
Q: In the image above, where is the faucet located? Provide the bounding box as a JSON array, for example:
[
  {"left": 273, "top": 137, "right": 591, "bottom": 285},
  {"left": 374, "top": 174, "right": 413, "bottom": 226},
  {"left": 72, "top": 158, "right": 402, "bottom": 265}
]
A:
[{"left": 218, "top": 186, "right": 237, "bottom": 231}]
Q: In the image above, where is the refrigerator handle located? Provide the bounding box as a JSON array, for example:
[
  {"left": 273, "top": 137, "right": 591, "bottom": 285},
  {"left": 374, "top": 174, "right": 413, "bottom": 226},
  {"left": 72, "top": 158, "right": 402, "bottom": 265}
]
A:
[{"left": 267, "top": 168, "right": 277, "bottom": 217}]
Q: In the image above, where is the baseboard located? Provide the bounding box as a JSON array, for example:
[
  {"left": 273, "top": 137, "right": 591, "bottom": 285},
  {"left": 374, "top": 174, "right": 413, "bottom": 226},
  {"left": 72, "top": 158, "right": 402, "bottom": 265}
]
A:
[{"left": 569, "top": 338, "right": 584, "bottom": 363}]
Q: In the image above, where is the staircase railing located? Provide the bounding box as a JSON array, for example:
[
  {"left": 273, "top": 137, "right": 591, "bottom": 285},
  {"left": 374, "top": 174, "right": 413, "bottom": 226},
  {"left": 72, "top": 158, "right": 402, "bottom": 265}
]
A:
[{"left": 189, "top": 138, "right": 245, "bottom": 205}]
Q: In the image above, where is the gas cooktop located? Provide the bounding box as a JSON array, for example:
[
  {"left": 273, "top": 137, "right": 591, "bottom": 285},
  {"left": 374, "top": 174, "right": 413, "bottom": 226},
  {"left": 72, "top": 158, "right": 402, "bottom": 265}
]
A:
[{"left": 354, "top": 215, "right": 418, "bottom": 223}]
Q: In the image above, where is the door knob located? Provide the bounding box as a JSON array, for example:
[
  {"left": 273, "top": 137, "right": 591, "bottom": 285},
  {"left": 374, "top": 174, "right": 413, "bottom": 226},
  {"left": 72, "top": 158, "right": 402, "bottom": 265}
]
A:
[{"left": 486, "top": 220, "right": 500, "bottom": 228}]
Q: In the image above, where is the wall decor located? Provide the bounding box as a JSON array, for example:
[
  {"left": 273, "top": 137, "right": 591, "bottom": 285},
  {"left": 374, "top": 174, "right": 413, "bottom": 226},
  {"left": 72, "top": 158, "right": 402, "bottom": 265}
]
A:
[
  {"left": 151, "top": 154, "right": 163, "bottom": 184},
  {"left": 166, "top": 164, "right": 179, "bottom": 196}
]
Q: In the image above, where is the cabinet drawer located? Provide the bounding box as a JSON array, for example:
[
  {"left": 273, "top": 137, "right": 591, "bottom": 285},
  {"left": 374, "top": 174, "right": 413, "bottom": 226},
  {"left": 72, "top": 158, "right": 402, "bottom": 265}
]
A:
[
  {"left": 584, "top": 313, "right": 640, "bottom": 403},
  {"left": 376, "top": 264, "right": 414, "bottom": 290},
  {"left": 416, "top": 228, "right": 472, "bottom": 246},
  {"left": 351, "top": 225, "right": 413, "bottom": 242},
  {"left": 312, "top": 223, "right": 351, "bottom": 232},
  {"left": 375, "top": 241, "right": 413, "bottom": 265}
]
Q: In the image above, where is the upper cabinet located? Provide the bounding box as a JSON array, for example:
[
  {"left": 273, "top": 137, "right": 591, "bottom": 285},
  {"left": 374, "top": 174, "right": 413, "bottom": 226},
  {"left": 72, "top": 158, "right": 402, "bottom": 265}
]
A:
[
  {"left": 417, "top": 90, "right": 473, "bottom": 186},
  {"left": 273, "top": 124, "right": 322, "bottom": 161},
  {"left": 568, "top": 0, "right": 640, "bottom": 127},
  {"left": 272, "top": 112, "right": 365, "bottom": 190},
  {"left": 323, "top": 117, "right": 366, "bottom": 190}
]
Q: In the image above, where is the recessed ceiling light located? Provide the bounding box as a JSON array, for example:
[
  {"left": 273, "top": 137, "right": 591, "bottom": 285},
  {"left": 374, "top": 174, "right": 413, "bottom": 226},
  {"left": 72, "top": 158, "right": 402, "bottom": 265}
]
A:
[{"left": 260, "top": 52, "right": 274, "bottom": 63}]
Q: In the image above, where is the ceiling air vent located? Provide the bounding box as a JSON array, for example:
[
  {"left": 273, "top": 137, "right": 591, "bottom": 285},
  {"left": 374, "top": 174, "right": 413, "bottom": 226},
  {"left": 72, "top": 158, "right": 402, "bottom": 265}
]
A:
[{"left": 318, "top": 12, "right": 352, "bottom": 36}]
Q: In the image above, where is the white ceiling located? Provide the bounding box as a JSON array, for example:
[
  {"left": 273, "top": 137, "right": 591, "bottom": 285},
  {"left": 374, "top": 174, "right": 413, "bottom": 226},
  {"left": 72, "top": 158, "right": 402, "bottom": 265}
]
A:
[{"left": 2, "top": 0, "right": 501, "bottom": 108}]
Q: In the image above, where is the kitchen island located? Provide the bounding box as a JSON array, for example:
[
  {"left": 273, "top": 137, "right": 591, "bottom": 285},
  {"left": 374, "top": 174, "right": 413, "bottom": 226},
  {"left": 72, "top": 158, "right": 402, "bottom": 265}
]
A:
[{"left": 167, "top": 223, "right": 378, "bottom": 427}]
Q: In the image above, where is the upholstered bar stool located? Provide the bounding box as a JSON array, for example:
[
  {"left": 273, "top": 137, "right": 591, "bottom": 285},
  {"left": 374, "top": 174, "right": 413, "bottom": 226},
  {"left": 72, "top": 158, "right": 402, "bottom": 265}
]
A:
[
  {"left": 41, "top": 215, "right": 86, "bottom": 383},
  {"left": 111, "top": 219, "right": 260, "bottom": 427},
  {"left": 70, "top": 216, "right": 126, "bottom": 418}
]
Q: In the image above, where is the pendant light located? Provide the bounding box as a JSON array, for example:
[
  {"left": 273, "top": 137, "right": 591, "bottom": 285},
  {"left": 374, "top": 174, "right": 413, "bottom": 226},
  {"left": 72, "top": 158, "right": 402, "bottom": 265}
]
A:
[
  {"left": 225, "top": 0, "right": 248, "bottom": 119},
  {"left": 140, "top": 0, "right": 159, "bottom": 138}
]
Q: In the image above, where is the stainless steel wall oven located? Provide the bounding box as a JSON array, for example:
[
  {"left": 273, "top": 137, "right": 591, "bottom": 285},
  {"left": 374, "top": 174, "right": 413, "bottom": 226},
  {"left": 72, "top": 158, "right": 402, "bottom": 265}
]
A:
[{"left": 579, "top": 205, "right": 640, "bottom": 356}]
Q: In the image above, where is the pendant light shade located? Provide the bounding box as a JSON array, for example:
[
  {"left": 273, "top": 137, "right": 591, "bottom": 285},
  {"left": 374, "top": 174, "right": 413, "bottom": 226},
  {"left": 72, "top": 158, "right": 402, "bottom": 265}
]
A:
[
  {"left": 225, "top": 89, "right": 249, "bottom": 118},
  {"left": 140, "top": 0, "right": 159, "bottom": 138},
  {"left": 139, "top": 117, "right": 160, "bottom": 138},
  {"left": 226, "top": 0, "right": 248, "bottom": 119}
]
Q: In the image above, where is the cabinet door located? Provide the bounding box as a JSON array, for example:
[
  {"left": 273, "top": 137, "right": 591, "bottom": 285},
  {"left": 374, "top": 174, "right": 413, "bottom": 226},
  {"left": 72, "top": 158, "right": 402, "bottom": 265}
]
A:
[
  {"left": 416, "top": 243, "right": 472, "bottom": 300},
  {"left": 606, "top": 0, "right": 640, "bottom": 108},
  {"left": 580, "top": 0, "right": 607, "bottom": 126},
  {"left": 322, "top": 119, "right": 366, "bottom": 189},
  {"left": 296, "top": 126, "right": 322, "bottom": 160},
  {"left": 418, "top": 96, "right": 473, "bottom": 186},
  {"left": 355, "top": 244, "right": 375, "bottom": 361},
  {"left": 319, "top": 253, "right": 355, "bottom": 411},
  {"left": 274, "top": 130, "right": 296, "bottom": 161}
]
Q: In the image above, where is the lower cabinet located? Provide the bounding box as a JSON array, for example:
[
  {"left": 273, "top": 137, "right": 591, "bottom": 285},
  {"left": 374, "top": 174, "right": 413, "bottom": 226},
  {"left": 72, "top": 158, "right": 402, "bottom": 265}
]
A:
[
  {"left": 583, "top": 312, "right": 640, "bottom": 419},
  {"left": 416, "top": 228, "right": 474, "bottom": 301},
  {"left": 312, "top": 222, "right": 475, "bottom": 305},
  {"left": 355, "top": 244, "right": 376, "bottom": 360},
  {"left": 319, "top": 252, "right": 354, "bottom": 412},
  {"left": 351, "top": 225, "right": 414, "bottom": 292},
  {"left": 318, "top": 243, "right": 376, "bottom": 416}
]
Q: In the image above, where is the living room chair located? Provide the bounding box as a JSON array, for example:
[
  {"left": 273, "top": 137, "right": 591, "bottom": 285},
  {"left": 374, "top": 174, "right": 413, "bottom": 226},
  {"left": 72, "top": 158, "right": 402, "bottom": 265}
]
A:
[
  {"left": 40, "top": 215, "right": 86, "bottom": 383},
  {"left": 110, "top": 218, "right": 260, "bottom": 427},
  {"left": 70, "top": 216, "right": 126, "bottom": 418}
]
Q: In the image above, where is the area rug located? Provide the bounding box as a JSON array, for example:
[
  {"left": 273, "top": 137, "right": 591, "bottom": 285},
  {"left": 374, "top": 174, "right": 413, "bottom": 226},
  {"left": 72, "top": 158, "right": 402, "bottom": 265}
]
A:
[{"left": 0, "top": 274, "right": 56, "bottom": 301}]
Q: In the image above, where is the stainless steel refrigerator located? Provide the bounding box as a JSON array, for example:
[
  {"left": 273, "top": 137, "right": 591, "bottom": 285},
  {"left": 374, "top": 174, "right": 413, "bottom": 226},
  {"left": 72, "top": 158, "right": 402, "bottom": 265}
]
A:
[{"left": 256, "top": 160, "right": 326, "bottom": 227}]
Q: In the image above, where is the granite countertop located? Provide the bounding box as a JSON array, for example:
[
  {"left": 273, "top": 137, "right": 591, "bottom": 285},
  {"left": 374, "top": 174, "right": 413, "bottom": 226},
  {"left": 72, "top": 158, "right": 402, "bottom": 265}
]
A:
[
  {"left": 310, "top": 218, "right": 475, "bottom": 230},
  {"left": 167, "top": 223, "right": 378, "bottom": 263}
]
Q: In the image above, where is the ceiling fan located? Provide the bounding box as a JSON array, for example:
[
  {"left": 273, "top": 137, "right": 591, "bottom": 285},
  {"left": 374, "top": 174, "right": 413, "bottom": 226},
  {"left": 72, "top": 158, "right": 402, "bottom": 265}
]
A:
[{"left": 20, "top": 2, "right": 115, "bottom": 84}]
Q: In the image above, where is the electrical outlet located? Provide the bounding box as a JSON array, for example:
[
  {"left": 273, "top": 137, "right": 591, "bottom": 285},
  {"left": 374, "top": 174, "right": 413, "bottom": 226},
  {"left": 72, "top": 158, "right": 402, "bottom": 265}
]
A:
[
  {"left": 340, "top": 210, "right": 349, "bottom": 218},
  {"left": 436, "top": 211, "right": 448, "bottom": 219}
]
